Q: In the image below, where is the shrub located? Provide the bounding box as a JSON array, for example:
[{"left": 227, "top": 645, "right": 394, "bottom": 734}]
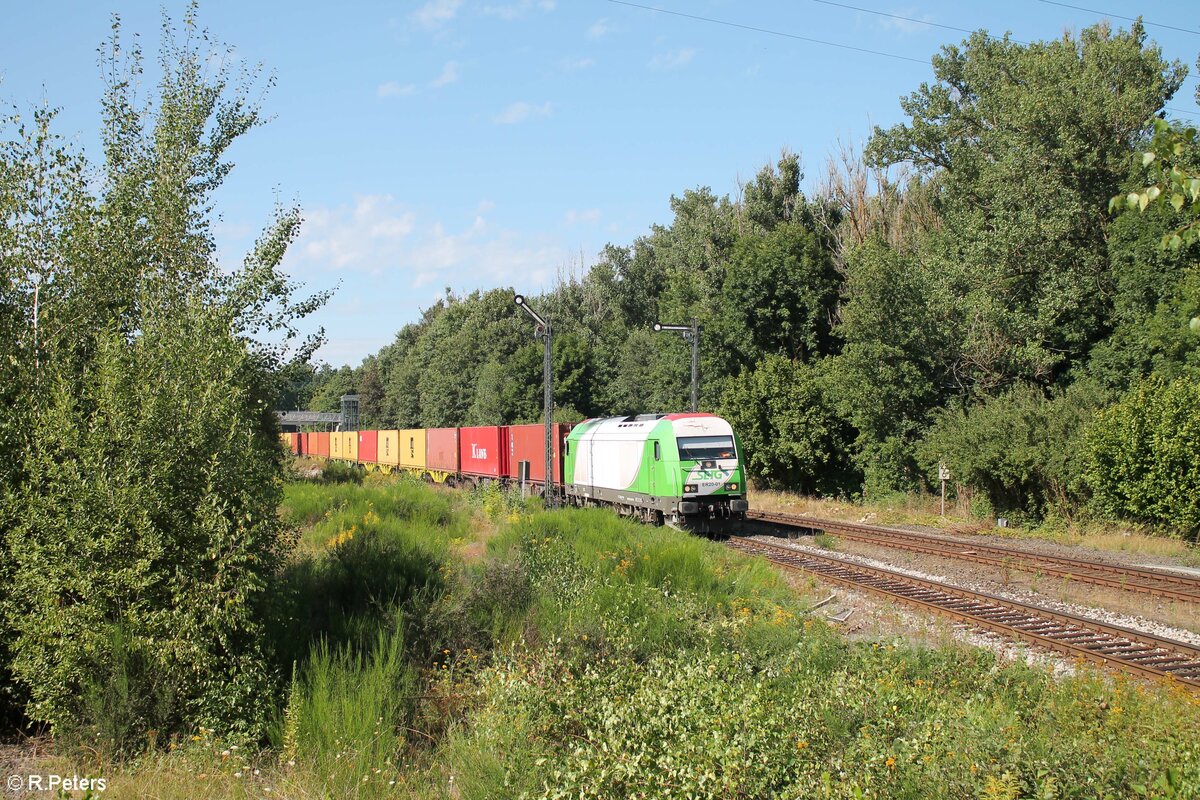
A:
[
  {"left": 314, "top": 460, "right": 364, "bottom": 485},
  {"left": 75, "top": 626, "right": 180, "bottom": 758},
  {"left": 1087, "top": 376, "right": 1200, "bottom": 536},
  {"left": 719, "top": 355, "right": 859, "bottom": 494},
  {"left": 919, "top": 383, "right": 1105, "bottom": 519},
  {"left": 1, "top": 10, "right": 325, "bottom": 745}
]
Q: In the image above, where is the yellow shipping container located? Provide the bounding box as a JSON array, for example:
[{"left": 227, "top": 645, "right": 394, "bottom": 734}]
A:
[
  {"left": 340, "top": 431, "right": 359, "bottom": 463},
  {"left": 377, "top": 430, "right": 400, "bottom": 467},
  {"left": 398, "top": 428, "right": 427, "bottom": 471},
  {"left": 331, "top": 432, "right": 342, "bottom": 459}
]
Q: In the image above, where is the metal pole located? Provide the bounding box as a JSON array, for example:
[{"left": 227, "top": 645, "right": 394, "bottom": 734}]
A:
[
  {"left": 652, "top": 320, "right": 702, "bottom": 413},
  {"left": 543, "top": 323, "right": 555, "bottom": 508},
  {"left": 515, "top": 294, "right": 556, "bottom": 508},
  {"left": 690, "top": 318, "right": 700, "bottom": 413}
]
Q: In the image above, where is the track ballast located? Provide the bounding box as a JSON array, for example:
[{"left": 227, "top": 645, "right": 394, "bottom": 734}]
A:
[
  {"left": 746, "top": 510, "right": 1200, "bottom": 603},
  {"left": 727, "top": 535, "right": 1200, "bottom": 691}
]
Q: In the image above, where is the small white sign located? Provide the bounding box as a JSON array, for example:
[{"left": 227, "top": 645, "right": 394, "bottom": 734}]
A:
[{"left": 938, "top": 463, "right": 951, "bottom": 482}]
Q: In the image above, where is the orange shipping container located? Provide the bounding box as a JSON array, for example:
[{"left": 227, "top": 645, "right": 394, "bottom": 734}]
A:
[
  {"left": 339, "top": 431, "right": 359, "bottom": 463},
  {"left": 398, "top": 429, "right": 427, "bottom": 471},
  {"left": 377, "top": 430, "right": 400, "bottom": 467}
]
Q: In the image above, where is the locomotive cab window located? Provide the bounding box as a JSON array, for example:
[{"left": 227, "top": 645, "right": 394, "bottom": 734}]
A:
[{"left": 677, "top": 436, "right": 735, "bottom": 461}]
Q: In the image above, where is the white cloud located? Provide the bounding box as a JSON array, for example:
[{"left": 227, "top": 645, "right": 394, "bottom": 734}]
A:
[
  {"left": 295, "top": 195, "right": 416, "bottom": 271},
  {"left": 648, "top": 48, "right": 696, "bottom": 70},
  {"left": 288, "top": 195, "right": 572, "bottom": 289},
  {"left": 587, "top": 18, "right": 615, "bottom": 39},
  {"left": 493, "top": 100, "right": 552, "bottom": 125},
  {"left": 482, "top": 0, "right": 556, "bottom": 19},
  {"left": 431, "top": 60, "right": 460, "bottom": 88},
  {"left": 565, "top": 208, "right": 601, "bottom": 226},
  {"left": 288, "top": 195, "right": 594, "bottom": 365},
  {"left": 411, "top": 0, "right": 462, "bottom": 28},
  {"left": 561, "top": 56, "right": 595, "bottom": 70},
  {"left": 377, "top": 81, "right": 416, "bottom": 98}
]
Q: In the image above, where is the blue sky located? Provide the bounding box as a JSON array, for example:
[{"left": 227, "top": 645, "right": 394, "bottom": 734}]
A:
[{"left": 4, "top": 1, "right": 1199, "bottom": 367}]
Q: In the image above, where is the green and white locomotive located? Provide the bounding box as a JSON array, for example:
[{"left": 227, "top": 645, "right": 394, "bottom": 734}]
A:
[{"left": 563, "top": 413, "right": 749, "bottom": 534}]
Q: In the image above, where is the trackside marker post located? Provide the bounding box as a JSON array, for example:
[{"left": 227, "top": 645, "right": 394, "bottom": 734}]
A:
[{"left": 938, "top": 462, "right": 951, "bottom": 516}]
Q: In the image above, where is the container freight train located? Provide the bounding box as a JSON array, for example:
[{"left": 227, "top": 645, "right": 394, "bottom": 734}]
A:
[{"left": 283, "top": 413, "right": 749, "bottom": 534}]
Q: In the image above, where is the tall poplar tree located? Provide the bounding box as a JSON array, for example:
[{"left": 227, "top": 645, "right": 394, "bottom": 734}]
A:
[{"left": 1, "top": 7, "right": 326, "bottom": 748}]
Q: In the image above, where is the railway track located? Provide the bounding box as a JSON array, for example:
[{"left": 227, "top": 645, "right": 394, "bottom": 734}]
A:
[
  {"left": 726, "top": 535, "right": 1200, "bottom": 691},
  {"left": 747, "top": 510, "right": 1200, "bottom": 603}
]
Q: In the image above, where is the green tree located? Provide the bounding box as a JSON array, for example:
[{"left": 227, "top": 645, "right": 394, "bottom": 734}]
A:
[
  {"left": 1117, "top": 51, "right": 1200, "bottom": 249},
  {"left": 867, "top": 22, "right": 1183, "bottom": 393},
  {"left": 720, "top": 356, "right": 858, "bottom": 495},
  {"left": 358, "top": 358, "right": 386, "bottom": 427},
  {"left": 1, "top": 9, "right": 325, "bottom": 748},
  {"left": 829, "top": 237, "right": 957, "bottom": 493},
  {"left": 308, "top": 364, "right": 356, "bottom": 413},
  {"left": 1089, "top": 179, "right": 1200, "bottom": 388},
  {"left": 721, "top": 218, "right": 839, "bottom": 366},
  {"left": 1087, "top": 377, "right": 1200, "bottom": 535}
]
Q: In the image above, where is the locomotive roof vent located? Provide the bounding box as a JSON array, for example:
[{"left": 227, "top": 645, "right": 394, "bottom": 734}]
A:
[{"left": 626, "top": 413, "right": 667, "bottom": 422}]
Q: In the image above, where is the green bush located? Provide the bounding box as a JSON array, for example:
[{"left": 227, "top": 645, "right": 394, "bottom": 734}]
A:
[
  {"left": 8, "top": 297, "right": 291, "bottom": 743},
  {"left": 719, "top": 355, "right": 859, "bottom": 495},
  {"left": 314, "top": 459, "right": 364, "bottom": 485},
  {"left": 76, "top": 626, "right": 179, "bottom": 757},
  {"left": 1087, "top": 376, "right": 1200, "bottom": 536},
  {"left": 919, "top": 383, "right": 1105, "bottom": 519},
  {"left": 1, "top": 11, "right": 324, "bottom": 746}
]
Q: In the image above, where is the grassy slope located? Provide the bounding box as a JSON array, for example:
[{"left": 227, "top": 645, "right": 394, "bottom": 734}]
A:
[{"left": 58, "top": 476, "right": 1200, "bottom": 799}]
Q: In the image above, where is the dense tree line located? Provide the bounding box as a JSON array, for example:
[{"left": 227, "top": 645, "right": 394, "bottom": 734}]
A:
[{"left": 301, "top": 21, "right": 1200, "bottom": 535}]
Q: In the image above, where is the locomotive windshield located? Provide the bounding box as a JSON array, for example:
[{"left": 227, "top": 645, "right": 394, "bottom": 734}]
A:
[{"left": 677, "top": 435, "right": 736, "bottom": 461}]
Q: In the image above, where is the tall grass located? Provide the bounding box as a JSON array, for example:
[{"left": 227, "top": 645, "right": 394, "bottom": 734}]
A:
[
  {"left": 437, "top": 507, "right": 1200, "bottom": 800},
  {"left": 271, "top": 616, "right": 415, "bottom": 797},
  {"left": 44, "top": 480, "right": 1200, "bottom": 799},
  {"left": 270, "top": 477, "right": 464, "bottom": 675}
]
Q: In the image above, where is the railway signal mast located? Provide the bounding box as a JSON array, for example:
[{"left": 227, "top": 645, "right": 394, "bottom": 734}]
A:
[
  {"left": 652, "top": 319, "right": 701, "bottom": 413},
  {"left": 514, "top": 293, "right": 557, "bottom": 508}
]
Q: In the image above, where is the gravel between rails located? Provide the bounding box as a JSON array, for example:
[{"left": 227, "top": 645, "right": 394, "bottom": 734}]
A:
[{"left": 748, "top": 534, "right": 1200, "bottom": 649}]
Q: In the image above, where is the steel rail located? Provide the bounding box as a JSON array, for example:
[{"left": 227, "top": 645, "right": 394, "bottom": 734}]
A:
[
  {"left": 726, "top": 535, "right": 1200, "bottom": 691},
  {"left": 746, "top": 510, "right": 1200, "bottom": 603}
]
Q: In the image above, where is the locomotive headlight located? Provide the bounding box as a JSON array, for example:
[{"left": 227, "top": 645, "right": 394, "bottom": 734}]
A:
[
  {"left": 724, "top": 482, "right": 739, "bottom": 492},
  {"left": 683, "top": 484, "right": 697, "bottom": 493}
]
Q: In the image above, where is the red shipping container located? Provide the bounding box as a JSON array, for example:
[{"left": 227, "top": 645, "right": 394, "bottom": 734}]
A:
[
  {"left": 301, "top": 432, "right": 312, "bottom": 456},
  {"left": 314, "top": 431, "right": 330, "bottom": 458},
  {"left": 425, "top": 428, "right": 460, "bottom": 474},
  {"left": 289, "top": 433, "right": 301, "bottom": 455},
  {"left": 459, "top": 426, "right": 508, "bottom": 478},
  {"left": 504, "top": 423, "right": 573, "bottom": 484},
  {"left": 358, "top": 430, "right": 379, "bottom": 464}
]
